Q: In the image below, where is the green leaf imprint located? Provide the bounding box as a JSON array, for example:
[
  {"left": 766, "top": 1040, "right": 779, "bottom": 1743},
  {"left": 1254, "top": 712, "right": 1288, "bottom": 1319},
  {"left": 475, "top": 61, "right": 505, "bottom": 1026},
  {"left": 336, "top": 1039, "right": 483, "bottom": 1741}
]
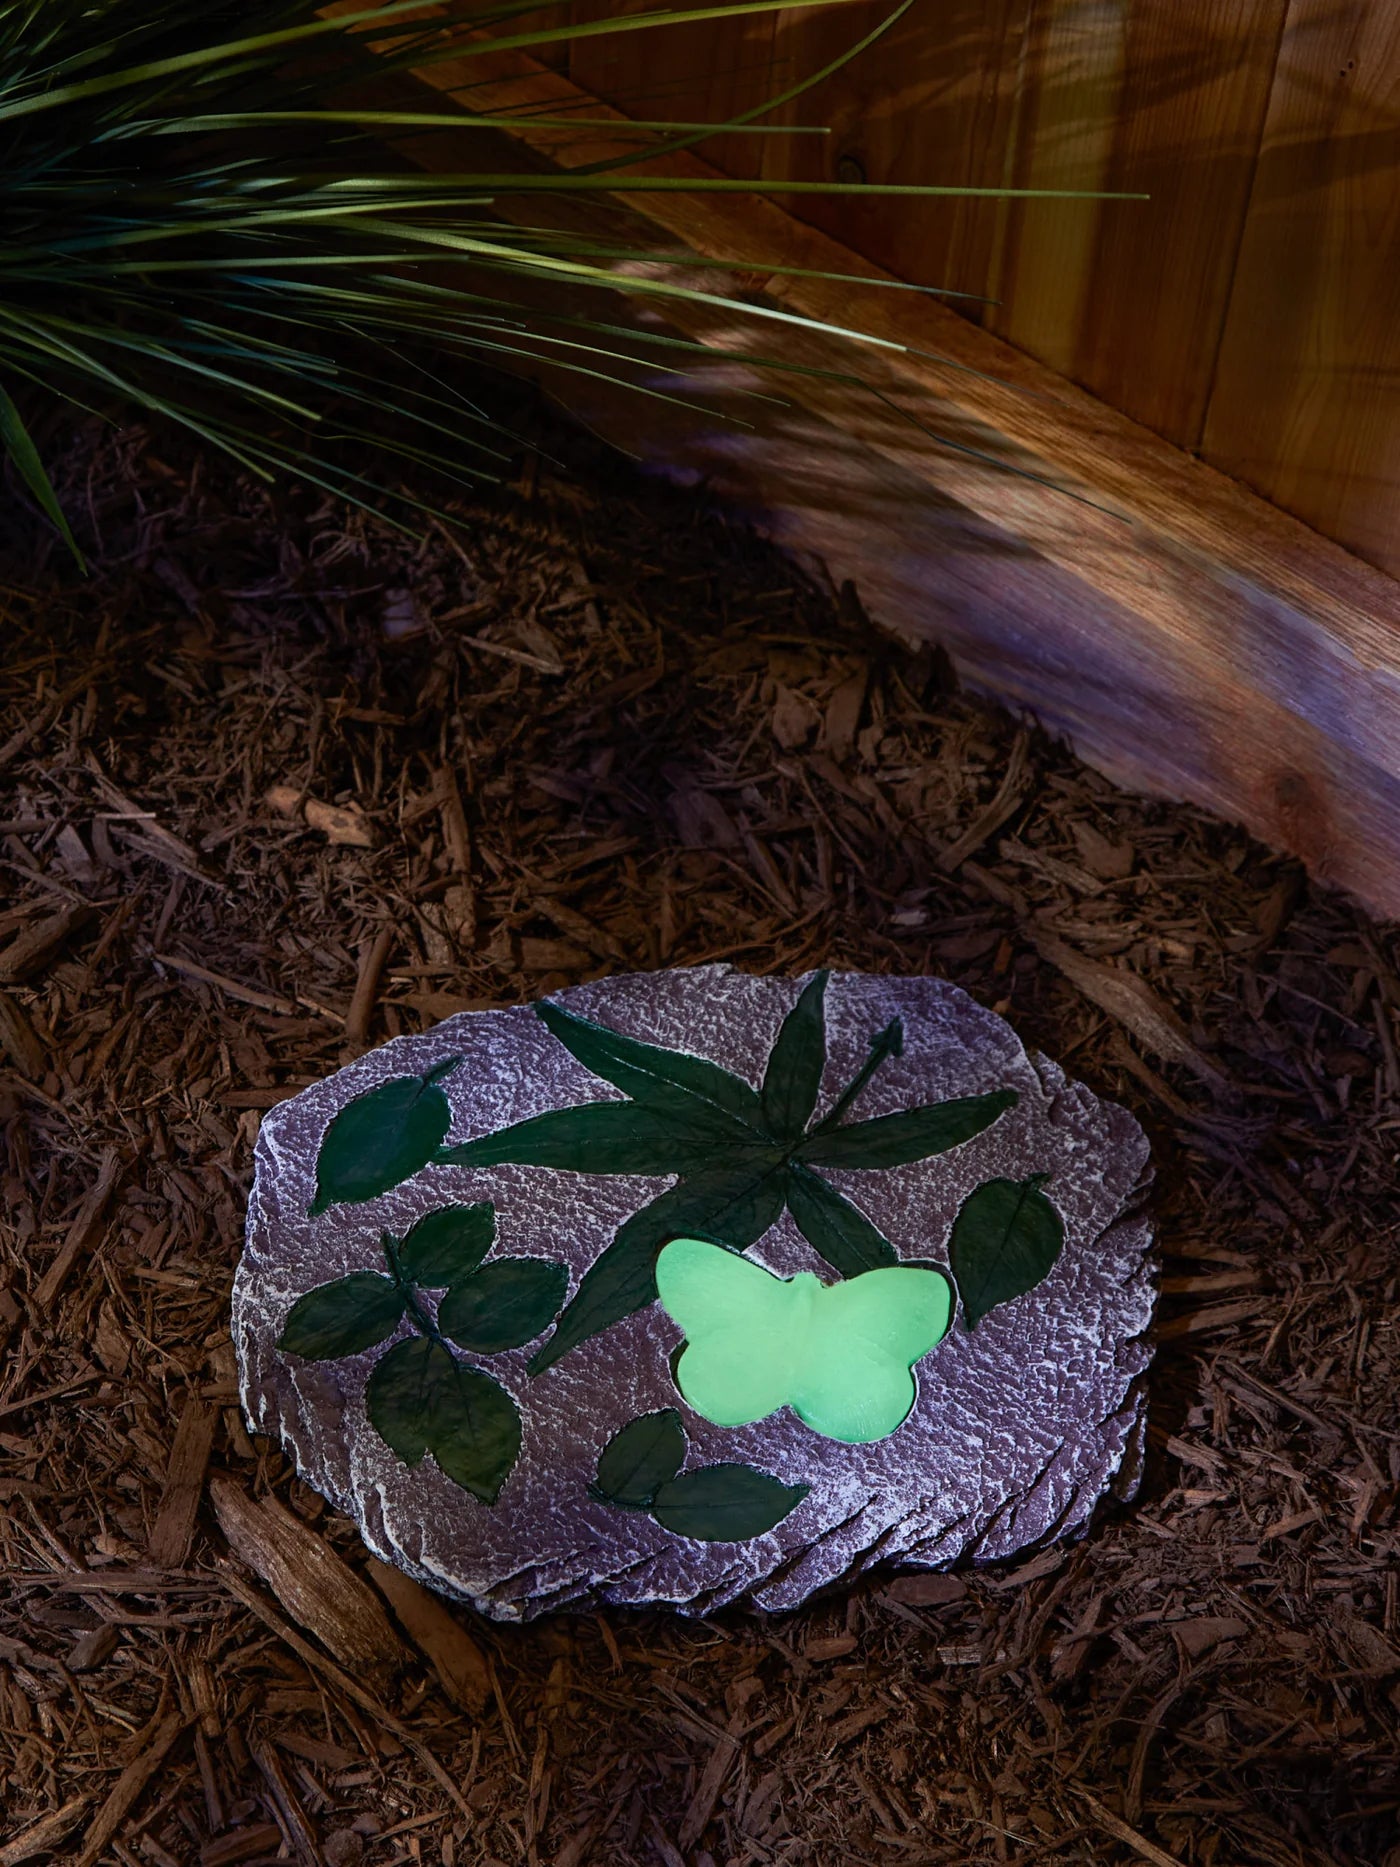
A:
[
  {"left": 797, "top": 1089, "right": 1017, "bottom": 1169},
  {"left": 784, "top": 1164, "right": 898, "bottom": 1275},
  {"left": 428, "top": 1362, "right": 523, "bottom": 1504},
  {"left": 396, "top": 1202, "right": 495, "bottom": 1285},
  {"left": 438, "top": 1258, "right": 569, "bottom": 1353},
  {"left": 535, "top": 999, "right": 768, "bottom": 1130},
  {"left": 760, "top": 970, "right": 829, "bottom": 1141},
  {"left": 949, "top": 1175, "right": 1065, "bottom": 1330},
  {"left": 528, "top": 1160, "right": 788, "bottom": 1375},
  {"left": 364, "top": 1335, "right": 439, "bottom": 1465},
  {"left": 278, "top": 1272, "right": 405, "bottom": 1360},
  {"left": 650, "top": 1465, "right": 809, "bottom": 1541},
  {"left": 593, "top": 1409, "right": 687, "bottom": 1509},
  {"left": 805, "top": 1015, "right": 904, "bottom": 1134},
  {"left": 439, "top": 1100, "right": 759, "bottom": 1175},
  {"left": 310, "top": 1057, "right": 460, "bottom": 1215},
  {"left": 365, "top": 1335, "right": 521, "bottom": 1503}
]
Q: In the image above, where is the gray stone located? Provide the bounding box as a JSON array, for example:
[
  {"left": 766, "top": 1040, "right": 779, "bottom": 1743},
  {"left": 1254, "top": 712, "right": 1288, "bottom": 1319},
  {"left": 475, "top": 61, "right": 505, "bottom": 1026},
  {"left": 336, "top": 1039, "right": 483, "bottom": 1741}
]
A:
[{"left": 234, "top": 966, "right": 1153, "bottom": 1620}]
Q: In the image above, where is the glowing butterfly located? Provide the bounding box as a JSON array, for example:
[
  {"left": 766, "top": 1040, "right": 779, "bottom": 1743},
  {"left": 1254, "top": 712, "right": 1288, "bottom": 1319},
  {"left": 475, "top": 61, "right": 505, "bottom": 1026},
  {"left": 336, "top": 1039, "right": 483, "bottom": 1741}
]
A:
[{"left": 655, "top": 1237, "right": 953, "bottom": 1445}]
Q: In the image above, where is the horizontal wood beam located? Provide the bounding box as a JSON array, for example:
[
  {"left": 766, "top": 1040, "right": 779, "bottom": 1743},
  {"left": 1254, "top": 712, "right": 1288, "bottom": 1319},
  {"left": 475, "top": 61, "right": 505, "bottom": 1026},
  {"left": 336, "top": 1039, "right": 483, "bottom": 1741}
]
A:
[{"left": 339, "top": 8, "right": 1400, "bottom": 919}]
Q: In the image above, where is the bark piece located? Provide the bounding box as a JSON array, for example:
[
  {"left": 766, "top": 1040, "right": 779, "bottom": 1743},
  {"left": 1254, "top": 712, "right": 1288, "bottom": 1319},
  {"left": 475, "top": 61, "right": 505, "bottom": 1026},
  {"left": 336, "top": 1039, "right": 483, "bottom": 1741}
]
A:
[
  {"left": 268, "top": 785, "right": 374, "bottom": 847},
  {"left": 0, "top": 905, "right": 95, "bottom": 984},
  {"left": 148, "top": 1394, "right": 218, "bottom": 1568},
  {"left": 34, "top": 1148, "right": 121, "bottom": 1309},
  {"left": 252, "top": 1739, "right": 318, "bottom": 1865},
  {"left": 200, "top": 1825, "right": 283, "bottom": 1867},
  {"left": 210, "top": 1476, "right": 404, "bottom": 1678},
  {"left": 74, "top": 1711, "right": 187, "bottom": 1867},
  {"left": 1031, "top": 931, "right": 1228, "bottom": 1093},
  {"left": 68, "top": 1623, "right": 120, "bottom": 1671},
  {"left": 0, "top": 989, "right": 44, "bottom": 1079},
  {"left": 366, "top": 1556, "right": 493, "bottom": 1714},
  {"left": 0, "top": 1796, "right": 91, "bottom": 1867}
]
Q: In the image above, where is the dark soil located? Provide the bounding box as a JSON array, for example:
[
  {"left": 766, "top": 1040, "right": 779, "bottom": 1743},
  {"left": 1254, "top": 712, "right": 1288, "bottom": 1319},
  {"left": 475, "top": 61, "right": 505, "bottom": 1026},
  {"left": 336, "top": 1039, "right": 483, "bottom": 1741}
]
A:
[{"left": 1, "top": 386, "right": 1397, "bottom": 1867}]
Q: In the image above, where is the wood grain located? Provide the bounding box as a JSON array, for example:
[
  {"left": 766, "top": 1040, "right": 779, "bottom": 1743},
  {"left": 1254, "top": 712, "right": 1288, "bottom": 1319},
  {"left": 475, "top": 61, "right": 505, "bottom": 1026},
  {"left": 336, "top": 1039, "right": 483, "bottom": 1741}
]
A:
[
  {"left": 147, "top": 1394, "right": 217, "bottom": 1569},
  {"left": 573, "top": 2, "right": 1291, "bottom": 455},
  {"left": 568, "top": 0, "right": 781, "bottom": 181},
  {"left": 346, "top": 24, "right": 1400, "bottom": 915},
  {"left": 984, "top": 0, "right": 1288, "bottom": 450},
  {"left": 584, "top": 0, "right": 1035, "bottom": 313},
  {"left": 1204, "top": 1, "right": 1400, "bottom": 575},
  {"left": 366, "top": 1557, "right": 494, "bottom": 1714},
  {"left": 210, "top": 1477, "right": 406, "bottom": 1679},
  {"left": 0, "top": 1797, "right": 90, "bottom": 1867},
  {"left": 33, "top": 1147, "right": 120, "bottom": 1309},
  {"left": 73, "top": 1712, "right": 187, "bottom": 1867},
  {"left": 754, "top": 0, "right": 1037, "bottom": 313}
]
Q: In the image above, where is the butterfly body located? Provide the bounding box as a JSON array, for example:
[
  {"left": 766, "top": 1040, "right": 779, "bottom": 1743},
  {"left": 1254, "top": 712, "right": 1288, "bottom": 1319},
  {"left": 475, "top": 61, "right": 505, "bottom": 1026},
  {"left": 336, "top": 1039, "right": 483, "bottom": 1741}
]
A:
[{"left": 655, "top": 1238, "right": 952, "bottom": 1444}]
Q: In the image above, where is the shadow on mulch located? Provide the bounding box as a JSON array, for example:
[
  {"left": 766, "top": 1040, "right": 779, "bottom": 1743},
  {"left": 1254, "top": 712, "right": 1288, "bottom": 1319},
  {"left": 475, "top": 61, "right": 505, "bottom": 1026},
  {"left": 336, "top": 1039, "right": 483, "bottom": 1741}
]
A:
[{"left": 1, "top": 381, "right": 1397, "bottom": 1867}]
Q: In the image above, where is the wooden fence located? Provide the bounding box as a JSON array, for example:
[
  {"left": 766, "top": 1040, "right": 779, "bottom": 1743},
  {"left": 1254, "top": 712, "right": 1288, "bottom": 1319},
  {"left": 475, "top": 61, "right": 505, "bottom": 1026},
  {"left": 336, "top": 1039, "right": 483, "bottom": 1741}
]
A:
[
  {"left": 568, "top": 0, "right": 1400, "bottom": 581},
  {"left": 345, "top": 1, "right": 1400, "bottom": 915}
]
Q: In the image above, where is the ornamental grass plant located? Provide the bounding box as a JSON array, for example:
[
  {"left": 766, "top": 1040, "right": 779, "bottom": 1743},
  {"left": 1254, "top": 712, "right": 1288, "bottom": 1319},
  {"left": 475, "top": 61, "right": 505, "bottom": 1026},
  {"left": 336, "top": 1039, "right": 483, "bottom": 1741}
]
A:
[{"left": 0, "top": 0, "right": 1135, "bottom": 566}]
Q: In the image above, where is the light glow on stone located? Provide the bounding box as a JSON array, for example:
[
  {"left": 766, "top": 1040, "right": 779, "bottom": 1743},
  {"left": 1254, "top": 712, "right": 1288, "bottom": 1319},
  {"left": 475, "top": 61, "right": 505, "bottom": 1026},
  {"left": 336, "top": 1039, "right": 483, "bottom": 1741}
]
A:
[{"left": 655, "top": 1237, "right": 953, "bottom": 1444}]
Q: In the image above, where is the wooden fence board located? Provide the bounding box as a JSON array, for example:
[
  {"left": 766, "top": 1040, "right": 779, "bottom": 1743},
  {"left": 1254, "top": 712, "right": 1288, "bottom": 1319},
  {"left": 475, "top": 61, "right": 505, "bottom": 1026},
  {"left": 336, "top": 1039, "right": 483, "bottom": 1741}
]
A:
[
  {"left": 567, "top": 2, "right": 1037, "bottom": 317},
  {"left": 568, "top": 0, "right": 781, "bottom": 181},
  {"left": 1203, "top": 0, "right": 1400, "bottom": 578},
  {"left": 744, "top": 1, "right": 1034, "bottom": 316},
  {"left": 985, "top": 0, "right": 1287, "bottom": 451}
]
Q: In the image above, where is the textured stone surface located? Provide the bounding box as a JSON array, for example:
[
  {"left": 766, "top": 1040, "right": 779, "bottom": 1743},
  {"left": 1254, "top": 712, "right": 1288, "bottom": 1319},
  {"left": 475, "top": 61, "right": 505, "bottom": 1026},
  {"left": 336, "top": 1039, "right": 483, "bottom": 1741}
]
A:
[{"left": 234, "top": 967, "right": 1154, "bottom": 1619}]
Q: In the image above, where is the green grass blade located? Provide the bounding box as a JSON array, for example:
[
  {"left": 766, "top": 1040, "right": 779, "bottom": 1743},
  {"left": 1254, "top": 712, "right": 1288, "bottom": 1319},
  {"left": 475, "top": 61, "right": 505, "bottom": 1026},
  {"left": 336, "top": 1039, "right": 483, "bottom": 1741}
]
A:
[
  {"left": 124, "top": 110, "right": 831, "bottom": 137},
  {"left": 0, "top": 380, "right": 84, "bottom": 567},
  {"left": 0, "top": 0, "right": 463, "bottom": 124}
]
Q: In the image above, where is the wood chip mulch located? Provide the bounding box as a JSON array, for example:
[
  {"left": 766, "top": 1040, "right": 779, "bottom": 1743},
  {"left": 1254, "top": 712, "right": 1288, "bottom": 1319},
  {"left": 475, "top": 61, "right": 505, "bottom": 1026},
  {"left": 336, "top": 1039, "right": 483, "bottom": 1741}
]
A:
[{"left": 1, "top": 390, "right": 1398, "bottom": 1867}]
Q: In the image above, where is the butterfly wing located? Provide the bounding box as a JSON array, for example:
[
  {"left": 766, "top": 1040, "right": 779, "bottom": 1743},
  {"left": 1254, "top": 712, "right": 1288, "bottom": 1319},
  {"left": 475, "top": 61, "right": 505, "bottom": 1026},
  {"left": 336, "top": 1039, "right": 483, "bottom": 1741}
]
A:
[
  {"left": 655, "top": 1237, "right": 798, "bottom": 1427},
  {"left": 793, "top": 1267, "right": 953, "bottom": 1443}
]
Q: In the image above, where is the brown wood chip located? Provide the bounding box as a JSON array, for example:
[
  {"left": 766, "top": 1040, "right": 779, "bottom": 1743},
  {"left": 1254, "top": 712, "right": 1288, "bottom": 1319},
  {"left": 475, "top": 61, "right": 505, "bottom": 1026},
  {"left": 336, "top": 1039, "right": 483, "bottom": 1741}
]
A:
[
  {"left": 882, "top": 1573, "right": 967, "bottom": 1607},
  {"left": 33, "top": 1147, "right": 121, "bottom": 1309},
  {"left": 677, "top": 1716, "right": 741, "bottom": 1851},
  {"left": 937, "top": 731, "right": 1029, "bottom": 872},
  {"left": 1031, "top": 929, "right": 1229, "bottom": 1091},
  {"left": 0, "top": 905, "right": 96, "bottom": 984},
  {"left": 0, "top": 989, "right": 44, "bottom": 1079},
  {"left": 0, "top": 1797, "right": 91, "bottom": 1867},
  {"left": 200, "top": 1824, "right": 284, "bottom": 1867},
  {"left": 366, "top": 1557, "right": 493, "bottom": 1715},
  {"left": 251, "top": 1739, "right": 318, "bottom": 1865},
  {"left": 73, "top": 1711, "right": 187, "bottom": 1867},
  {"left": 211, "top": 1477, "right": 405, "bottom": 1678},
  {"left": 1170, "top": 1616, "right": 1250, "bottom": 1660},
  {"left": 147, "top": 1395, "right": 217, "bottom": 1568},
  {"left": 1075, "top": 1791, "right": 1189, "bottom": 1867}
]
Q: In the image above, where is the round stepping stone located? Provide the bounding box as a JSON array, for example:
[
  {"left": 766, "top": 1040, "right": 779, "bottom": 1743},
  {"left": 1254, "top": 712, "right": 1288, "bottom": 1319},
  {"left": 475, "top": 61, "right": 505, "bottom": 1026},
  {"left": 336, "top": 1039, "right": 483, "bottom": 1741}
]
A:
[{"left": 234, "top": 966, "right": 1154, "bottom": 1619}]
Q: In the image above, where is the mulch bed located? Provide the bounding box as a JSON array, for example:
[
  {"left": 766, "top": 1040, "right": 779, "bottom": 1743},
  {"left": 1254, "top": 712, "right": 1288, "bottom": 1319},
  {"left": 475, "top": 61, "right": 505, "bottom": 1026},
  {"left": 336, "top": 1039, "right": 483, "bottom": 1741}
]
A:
[{"left": 1, "top": 387, "right": 1397, "bottom": 1867}]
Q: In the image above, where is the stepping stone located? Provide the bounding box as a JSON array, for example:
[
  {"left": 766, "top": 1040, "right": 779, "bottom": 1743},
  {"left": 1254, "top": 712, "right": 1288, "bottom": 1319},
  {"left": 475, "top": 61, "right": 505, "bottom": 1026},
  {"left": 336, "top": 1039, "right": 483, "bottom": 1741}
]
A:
[{"left": 234, "top": 966, "right": 1154, "bottom": 1619}]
